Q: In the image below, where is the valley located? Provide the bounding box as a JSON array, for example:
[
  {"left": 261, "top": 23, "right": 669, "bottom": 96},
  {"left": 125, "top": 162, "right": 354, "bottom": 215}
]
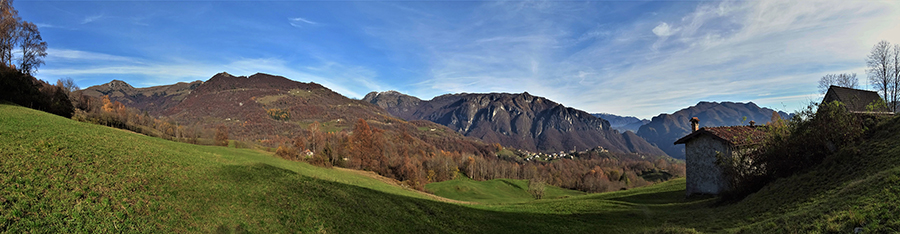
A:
[
  {"left": 3, "top": 1, "right": 899, "bottom": 232},
  {"left": 2, "top": 104, "right": 898, "bottom": 233}
]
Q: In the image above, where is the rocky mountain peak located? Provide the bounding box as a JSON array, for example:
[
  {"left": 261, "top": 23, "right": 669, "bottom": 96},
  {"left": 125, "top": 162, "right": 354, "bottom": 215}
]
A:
[{"left": 105, "top": 80, "right": 134, "bottom": 90}]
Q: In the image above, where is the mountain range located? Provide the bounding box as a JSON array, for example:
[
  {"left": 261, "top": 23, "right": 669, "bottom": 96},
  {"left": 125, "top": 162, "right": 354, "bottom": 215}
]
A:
[
  {"left": 636, "top": 101, "right": 793, "bottom": 159},
  {"left": 77, "top": 73, "right": 495, "bottom": 155},
  {"left": 363, "top": 91, "right": 668, "bottom": 156},
  {"left": 79, "top": 73, "right": 792, "bottom": 161}
]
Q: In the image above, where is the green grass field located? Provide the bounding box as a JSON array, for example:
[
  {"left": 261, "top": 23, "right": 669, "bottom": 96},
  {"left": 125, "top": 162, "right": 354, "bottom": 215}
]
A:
[
  {"left": 425, "top": 175, "right": 585, "bottom": 204},
  {"left": 2, "top": 104, "right": 899, "bottom": 233}
]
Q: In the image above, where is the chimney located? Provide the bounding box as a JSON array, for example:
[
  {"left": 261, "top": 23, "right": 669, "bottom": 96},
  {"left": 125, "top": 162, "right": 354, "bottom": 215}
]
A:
[
  {"left": 749, "top": 120, "right": 755, "bottom": 127},
  {"left": 690, "top": 117, "right": 699, "bottom": 132}
]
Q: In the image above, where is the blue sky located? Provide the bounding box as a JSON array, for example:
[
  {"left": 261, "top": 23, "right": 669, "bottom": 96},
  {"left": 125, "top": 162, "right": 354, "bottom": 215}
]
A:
[{"left": 16, "top": 0, "right": 900, "bottom": 119}]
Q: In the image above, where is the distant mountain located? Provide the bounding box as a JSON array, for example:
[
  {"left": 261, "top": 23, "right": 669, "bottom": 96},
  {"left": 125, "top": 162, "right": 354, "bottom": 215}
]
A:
[
  {"left": 80, "top": 73, "right": 495, "bottom": 155},
  {"left": 592, "top": 113, "right": 649, "bottom": 133},
  {"left": 364, "top": 91, "right": 668, "bottom": 156},
  {"left": 636, "top": 101, "right": 793, "bottom": 159},
  {"left": 78, "top": 79, "right": 202, "bottom": 116}
]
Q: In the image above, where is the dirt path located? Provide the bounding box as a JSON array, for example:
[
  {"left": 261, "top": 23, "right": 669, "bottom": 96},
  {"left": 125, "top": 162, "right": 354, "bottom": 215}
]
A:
[{"left": 333, "top": 167, "right": 477, "bottom": 205}]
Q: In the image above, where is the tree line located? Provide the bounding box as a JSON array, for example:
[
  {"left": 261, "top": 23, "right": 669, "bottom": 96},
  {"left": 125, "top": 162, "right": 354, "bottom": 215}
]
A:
[
  {"left": 274, "top": 118, "right": 685, "bottom": 193},
  {"left": 71, "top": 94, "right": 224, "bottom": 145}
]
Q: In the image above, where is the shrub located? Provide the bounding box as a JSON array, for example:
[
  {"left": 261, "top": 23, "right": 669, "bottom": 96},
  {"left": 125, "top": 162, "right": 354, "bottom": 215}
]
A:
[
  {"left": 266, "top": 108, "right": 290, "bottom": 121},
  {"left": 215, "top": 125, "right": 229, "bottom": 146},
  {"left": 527, "top": 178, "right": 546, "bottom": 199},
  {"left": 275, "top": 144, "right": 298, "bottom": 159}
]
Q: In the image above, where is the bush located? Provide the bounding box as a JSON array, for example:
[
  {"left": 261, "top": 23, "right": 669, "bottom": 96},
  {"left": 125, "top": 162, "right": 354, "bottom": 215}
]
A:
[
  {"left": 527, "top": 178, "right": 546, "bottom": 199},
  {"left": 215, "top": 126, "right": 229, "bottom": 146}
]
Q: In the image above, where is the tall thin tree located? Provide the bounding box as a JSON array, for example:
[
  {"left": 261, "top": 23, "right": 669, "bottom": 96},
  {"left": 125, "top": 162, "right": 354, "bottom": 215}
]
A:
[
  {"left": 18, "top": 21, "right": 46, "bottom": 75},
  {"left": 0, "top": 0, "right": 20, "bottom": 67},
  {"left": 892, "top": 44, "right": 900, "bottom": 111},
  {"left": 867, "top": 40, "right": 895, "bottom": 112}
]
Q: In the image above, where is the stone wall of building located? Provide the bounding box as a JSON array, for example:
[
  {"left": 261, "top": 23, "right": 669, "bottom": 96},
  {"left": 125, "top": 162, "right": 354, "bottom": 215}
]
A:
[{"left": 685, "top": 135, "right": 731, "bottom": 196}]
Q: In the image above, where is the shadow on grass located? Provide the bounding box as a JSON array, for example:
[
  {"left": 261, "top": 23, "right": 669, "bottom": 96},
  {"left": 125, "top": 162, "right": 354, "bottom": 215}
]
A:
[
  {"left": 500, "top": 179, "right": 525, "bottom": 190},
  {"left": 220, "top": 163, "right": 297, "bottom": 183},
  {"left": 609, "top": 190, "right": 687, "bottom": 204},
  {"left": 212, "top": 163, "right": 668, "bottom": 233}
]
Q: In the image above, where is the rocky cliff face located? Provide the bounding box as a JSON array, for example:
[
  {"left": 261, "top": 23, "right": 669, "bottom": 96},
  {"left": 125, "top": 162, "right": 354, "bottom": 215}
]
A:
[
  {"left": 362, "top": 91, "right": 422, "bottom": 119},
  {"left": 365, "top": 91, "right": 668, "bottom": 156},
  {"left": 636, "top": 101, "right": 793, "bottom": 159}
]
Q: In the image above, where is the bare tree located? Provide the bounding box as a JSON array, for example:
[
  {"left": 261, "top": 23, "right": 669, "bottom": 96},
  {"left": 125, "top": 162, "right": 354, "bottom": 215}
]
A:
[
  {"left": 56, "top": 77, "right": 79, "bottom": 98},
  {"left": 893, "top": 44, "right": 900, "bottom": 111},
  {"left": 867, "top": 40, "right": 896, "bottom": 112},
  {"left": 17, "top": 21, "right": 45, "bottom": 75},
  {"left": 818, "top": 73, "right": 859, "bottom": 94},
  {"left": 0, "top": 0, "right": 20, "bottom": 67}
]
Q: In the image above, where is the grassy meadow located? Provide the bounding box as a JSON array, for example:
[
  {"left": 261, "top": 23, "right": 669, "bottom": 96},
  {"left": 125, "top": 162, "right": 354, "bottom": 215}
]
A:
[
  {"left": 425, "top": 175, "right": 585, "bottom": 204},
  {"left": 2, "top": 103, "right": 899, "bottom": 233}
]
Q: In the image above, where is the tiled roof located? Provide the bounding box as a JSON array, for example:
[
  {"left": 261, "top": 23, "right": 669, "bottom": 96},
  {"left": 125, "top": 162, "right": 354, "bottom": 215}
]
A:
[
  {"left": 674, "top": 126, "right": 768, "bottom": 146},
  {"left": 823, "top": 86, "right": 890, "bottom": 113}
]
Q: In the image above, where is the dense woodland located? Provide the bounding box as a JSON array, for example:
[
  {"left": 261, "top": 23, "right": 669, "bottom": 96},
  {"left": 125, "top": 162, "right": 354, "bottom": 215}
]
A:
[{"left": 0, "top": 66, "right": 73, "bottom": 118}]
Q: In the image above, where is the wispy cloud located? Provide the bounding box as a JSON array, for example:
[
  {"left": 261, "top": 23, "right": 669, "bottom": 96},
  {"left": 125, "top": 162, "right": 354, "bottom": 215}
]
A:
[
  {"left": 289, "top": 17, "right": 318, "bottom": 28},
  {"left": 363, "top": 0, "right": 900, "bottom": 118},
  {"left": 25, "top": 1, "right": 900, "bottom": 119},
  {"left": 46, "top": 49, "right": 137, "bottom": 62},
  {"left": 35, "top": 23, "right": 62, "bottom": 29},
  {"left": 81, "top": 14, "right": 103, "bottom": 24}
]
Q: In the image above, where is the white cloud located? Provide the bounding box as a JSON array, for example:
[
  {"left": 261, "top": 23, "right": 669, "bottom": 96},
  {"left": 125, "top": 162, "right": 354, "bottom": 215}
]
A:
[
  {"left": 289, "top": 17, "right": 318, "bottom": 28},
  {"left": 652, "top": 22, "right": 678, "bottom": 37},
  {"left": 35, "top": 23, "right": 62, "bottom": 29},
  {"left": 81, "top": 15, "right": 103, "bottom": 24},
  {"left": 364, "top": 0, "right": 900, "bottom": 118},
  {"left": 46, "top": 49, "right": 137, "bottom": 62}
]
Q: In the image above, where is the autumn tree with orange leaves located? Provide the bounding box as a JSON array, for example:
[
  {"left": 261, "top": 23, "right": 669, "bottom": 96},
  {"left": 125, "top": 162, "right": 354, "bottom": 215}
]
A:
[{"left": 214, "top": 125, "right": 229, "bottom": 146}]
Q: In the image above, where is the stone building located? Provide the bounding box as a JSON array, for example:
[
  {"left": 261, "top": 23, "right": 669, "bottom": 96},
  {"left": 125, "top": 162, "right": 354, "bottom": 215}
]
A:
[{"left": 674, "top": 117, "right": 767, "bottom": 196}]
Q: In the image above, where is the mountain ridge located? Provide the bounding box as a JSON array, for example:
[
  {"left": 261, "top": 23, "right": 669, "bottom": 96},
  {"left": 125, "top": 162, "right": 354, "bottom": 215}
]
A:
[
  {"left": 636, "top": 101, "right": 793, "bottom": 159},
  {"left": 364, "top": 90, "right": 668, "bottom": 156},
  {"left": 78, "top": 79, "right": 203, "bottom": 116},
  {"left": 79, "top": 73, "right": 494, "bottom": 155}
]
